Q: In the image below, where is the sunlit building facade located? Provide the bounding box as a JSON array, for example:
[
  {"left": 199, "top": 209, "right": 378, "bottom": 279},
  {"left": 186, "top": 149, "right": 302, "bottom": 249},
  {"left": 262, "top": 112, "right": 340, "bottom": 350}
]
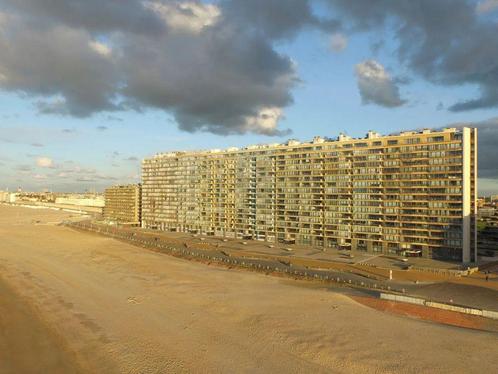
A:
[
  {"left": 142, "top": 128, "right": 477, "bottom": 262},
  {"left": 104, "top": 184, "right": 141, "bottom": 224}
]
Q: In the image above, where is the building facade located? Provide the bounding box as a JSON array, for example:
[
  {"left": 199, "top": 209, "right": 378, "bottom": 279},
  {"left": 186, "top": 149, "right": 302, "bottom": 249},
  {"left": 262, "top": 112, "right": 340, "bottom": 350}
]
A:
[
  {"left": 55, "top": 196, "right": 105, "bottom": 207},
  {"left": 0, "top": 191, "right": 17, "bottom": 203},
  {"left": 142, "top": 128, "right": 477, "bottom": 262},
  {"left": 104, "top": 184, "right": 141, "bottom": 224}
]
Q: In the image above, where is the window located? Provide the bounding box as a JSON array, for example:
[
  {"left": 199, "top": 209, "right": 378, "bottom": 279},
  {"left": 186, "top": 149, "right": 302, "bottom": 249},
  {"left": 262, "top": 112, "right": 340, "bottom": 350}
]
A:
[
  {"left": 406, "top": 138, "right": 421, "bottom": 144},
  {"left": 429, "top": 136, "right": 444, "bottom": 142}
]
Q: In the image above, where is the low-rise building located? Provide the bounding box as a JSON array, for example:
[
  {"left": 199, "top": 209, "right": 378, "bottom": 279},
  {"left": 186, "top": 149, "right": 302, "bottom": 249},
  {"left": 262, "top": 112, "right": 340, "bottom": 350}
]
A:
[
  {"left": 0, "top": 191, "right": 17, "bottom": 203},
  {"left": 104, "top": 184, "right": 141, "bottom": 224},
  {"left": 55, "top": 196, "right": 105, "bottom": 207},
  {"left": 478, "top": 207, "right": 496, "bottom": 219},
  {"left": 0, "top": 191, "right": 9, "bottom": 202}
]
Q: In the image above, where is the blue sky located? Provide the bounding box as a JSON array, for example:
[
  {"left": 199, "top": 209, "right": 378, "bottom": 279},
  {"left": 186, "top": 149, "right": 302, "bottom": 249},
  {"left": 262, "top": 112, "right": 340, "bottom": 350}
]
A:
[{"left": 1, "top": 0, "right": 498, "bottom": 194}]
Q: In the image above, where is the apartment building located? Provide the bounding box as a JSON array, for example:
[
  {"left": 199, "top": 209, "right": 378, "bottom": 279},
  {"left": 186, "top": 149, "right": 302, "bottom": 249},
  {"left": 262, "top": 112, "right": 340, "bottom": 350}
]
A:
[
  {"left": 142, "top": 127, "right": 477, "bottom": 262},
  {"left": 0, "top": 191, "right": 17, "bottom": 203},
  {"left": 103, "top": 184, "right": 141, "bottom": 224}
]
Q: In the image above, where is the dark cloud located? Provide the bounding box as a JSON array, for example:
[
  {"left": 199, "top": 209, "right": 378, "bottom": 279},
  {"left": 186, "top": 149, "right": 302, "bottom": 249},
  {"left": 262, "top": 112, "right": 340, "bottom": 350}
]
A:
[
  {"left": 0, "top": 22, "right": 119, "bottom": 117},
  {"left": 220, "top": 0, "right": 339, "bottom": 40},
  {"left": 30, "top": 142, "right": 44, "bottom": 147},
  {"left": 464, "top": 118, "right": 498, "bottom": 179},
  {"left": 436, "top": 118, "right": 498, "bottom": 180},
  {"left": 0, "top": 0, "right": 302, "bottom": 135},
  {"left": 355, "top": 60, "right": 406, "bottom": 108},
  {"left": 120, "top": 30, "right": 296, "bottom": 135},
  {"left": 61, "top": 128, "right": 76, "bottom": 133},
  {"left": 1, "top": 0, "right": 497, "bottom": 135},
  {"left": 448, "top": 86, "right": 498, "bottom": 112},
  {"left": 1, "top": 0, "right": 164, "bottom": 34},
  {"left": 325, "top": 0, "right": 498, "bottom": 111},
  {"left": 126, "top": 156, "right": 139, "bottom": 162},
  {"left": 96, "top": 126, "right": 108, "bottom": 131}
]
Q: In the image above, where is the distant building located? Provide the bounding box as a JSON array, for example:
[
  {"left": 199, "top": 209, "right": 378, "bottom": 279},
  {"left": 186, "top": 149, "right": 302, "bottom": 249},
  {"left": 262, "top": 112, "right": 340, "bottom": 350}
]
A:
[
  {"left": 142, "top": 127, "right": 478, "bottom": 263},
  {"left": 490, "top": 195, "right": 498, "bottom": 202},
  {"left": 477, "top": 197, "right": 486, "bottom": 208},
  {"left": 0, "top": 191, "right": 17, "bottom": 203},
  {"left": 17, "top": 192, "right": 56, "bottom": 203},
  {"left": 478, "top": 207, "right": 496, "bottom": 218},
  {"left": 104, "top": 184, "right": 141, "bottom": 224},
  {"left": 55, "top": 196, "right": 105, "bottom": 207},
  {"left": 0, "top": 191, "right": 8, "bottom": 202}
]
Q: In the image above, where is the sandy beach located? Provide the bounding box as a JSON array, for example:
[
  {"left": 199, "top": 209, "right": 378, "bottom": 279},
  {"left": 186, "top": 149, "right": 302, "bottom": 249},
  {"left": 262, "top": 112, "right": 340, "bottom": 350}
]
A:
[{"left": 1, "top": 204, "right": 497, "bottom": 373}]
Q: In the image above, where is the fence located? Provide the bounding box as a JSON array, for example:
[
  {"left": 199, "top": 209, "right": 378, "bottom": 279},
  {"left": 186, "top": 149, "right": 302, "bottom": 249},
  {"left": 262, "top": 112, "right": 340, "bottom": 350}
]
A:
[
  {"left": 65, "top": 221, "right": 402, "bottom": 293},
  {"left": 380, "top": 293, "right": 498, "bottom": 320},
  {"left": 65, "top": 221, "right": 498, "bottom": 321},
  {"left": 357, "top": 261, "right": 477, "bottom": 277}
]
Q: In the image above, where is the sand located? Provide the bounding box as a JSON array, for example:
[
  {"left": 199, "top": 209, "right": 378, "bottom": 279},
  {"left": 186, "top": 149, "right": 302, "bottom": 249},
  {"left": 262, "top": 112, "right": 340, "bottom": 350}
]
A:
[
  {"left": 0, "top": 278, "right": 82, "bottom": 374},
  {"left": 1, "top": 204, "right": 497, "bottom": 373}
]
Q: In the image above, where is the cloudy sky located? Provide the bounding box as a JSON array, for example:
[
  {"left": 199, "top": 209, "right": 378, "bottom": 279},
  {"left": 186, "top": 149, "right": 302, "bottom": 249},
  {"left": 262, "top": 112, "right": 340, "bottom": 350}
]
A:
[{"left": 1, "top": 0, "right": 498, "bottom": 194}]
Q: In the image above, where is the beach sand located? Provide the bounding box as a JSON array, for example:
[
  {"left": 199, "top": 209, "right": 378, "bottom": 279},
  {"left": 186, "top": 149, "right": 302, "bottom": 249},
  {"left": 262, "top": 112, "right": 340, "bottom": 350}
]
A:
[{"left": 1, "top": 204, "right": 497, "bottom": 373}]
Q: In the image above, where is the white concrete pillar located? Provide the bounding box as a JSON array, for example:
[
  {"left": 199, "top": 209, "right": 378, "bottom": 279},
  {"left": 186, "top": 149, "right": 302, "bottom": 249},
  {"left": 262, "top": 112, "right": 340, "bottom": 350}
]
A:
[
  {"left": 473, "top": 128, "right": 478, "bottom": 263},
  {"left": 462, "top": 128, "right": 471, "bottom": 263}
]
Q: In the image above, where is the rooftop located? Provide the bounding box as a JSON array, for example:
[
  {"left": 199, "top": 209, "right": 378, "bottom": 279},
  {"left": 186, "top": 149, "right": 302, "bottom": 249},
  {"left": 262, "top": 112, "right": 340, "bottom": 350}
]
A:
[{"left": 147, "top": 126, "right": 466, "bottom": 160}]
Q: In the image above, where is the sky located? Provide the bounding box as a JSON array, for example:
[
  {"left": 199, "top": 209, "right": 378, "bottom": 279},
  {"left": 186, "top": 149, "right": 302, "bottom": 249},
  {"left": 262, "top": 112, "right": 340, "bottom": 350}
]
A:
[{"left": 1, "top": 0, "right": 498, "bottom": 194}]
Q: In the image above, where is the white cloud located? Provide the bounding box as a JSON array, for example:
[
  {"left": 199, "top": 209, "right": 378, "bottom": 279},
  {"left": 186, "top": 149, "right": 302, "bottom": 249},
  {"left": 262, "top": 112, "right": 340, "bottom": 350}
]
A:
[
  {"left": 33, "top": 173, "right": 47, "bottom": 180},
  {"left": 476, "top": 0, "right": 498, "bottom": 13},
  {"left": 355, "top": 60, "right": 406, "bottom": 108},
  {"left": 145, "top": 1, "right": 220, "bottom": 34},
  {"left": 36, "top": 156, "right": 53, "bottom": 168},
  {"left": 88, "top": 40, "right": 112, "bottom": 58},
  {"left": 330, "top": 33, "right": 348, "bottom": 52},
  {"left": 243, "top": 107, "right": 283, "bottom": 135}
]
